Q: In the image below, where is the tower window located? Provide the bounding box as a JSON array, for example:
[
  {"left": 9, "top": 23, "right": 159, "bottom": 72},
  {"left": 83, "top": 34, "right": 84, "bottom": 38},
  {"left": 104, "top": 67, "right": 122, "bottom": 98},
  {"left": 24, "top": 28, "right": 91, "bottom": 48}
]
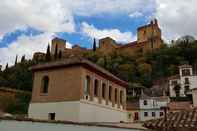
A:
[
  {"left": 182, "top": 69, "right": 191, "bottom": 76},
  {"left": 41, "top": 76, "right": 49, "bottom": 93}
]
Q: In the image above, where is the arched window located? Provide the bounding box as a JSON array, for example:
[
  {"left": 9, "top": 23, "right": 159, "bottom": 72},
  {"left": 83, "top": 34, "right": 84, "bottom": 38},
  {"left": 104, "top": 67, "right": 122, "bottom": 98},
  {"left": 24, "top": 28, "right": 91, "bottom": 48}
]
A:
[
  {"left": 102, "top": 83, "right": 106, "bottom": 99},
  {"left": 84, "top": 75, "right": 90, "bottom": 95},
  {"left": 41, "top": 76, "right": 49, "bottom": 93},
  {"left": 94, "top": 79, "right": 99, "bottom": 97},
  {"left": 120, "top": 90, "right": 123, "bottom": 104},
  {"left": 109, "top": 86, "right": 112, "bottom": 101},
  {"left": 115, "top": 88, "right": 118, "bottom": 103}
]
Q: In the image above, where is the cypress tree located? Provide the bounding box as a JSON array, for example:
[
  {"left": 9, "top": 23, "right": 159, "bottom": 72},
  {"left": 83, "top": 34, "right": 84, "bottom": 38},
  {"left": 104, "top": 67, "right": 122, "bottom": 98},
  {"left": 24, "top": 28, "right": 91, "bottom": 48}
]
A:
[
  {"left": 46, "top": 44, "right": 51, "bottom": 61},
  {"left": 54, "top": 44, "right": 58, "bottom": 60},
  {"left": 21, "top": 55, "right": 26, "bottom": 63},
  {"left": 5, "top": 63, "right": 8, "bottom": 70},
  {"left": 93, "top": 38, "right": 96, "bottom": 51},
  {"left": 15, "top": 55, "right": 18, "bottom": 65}
]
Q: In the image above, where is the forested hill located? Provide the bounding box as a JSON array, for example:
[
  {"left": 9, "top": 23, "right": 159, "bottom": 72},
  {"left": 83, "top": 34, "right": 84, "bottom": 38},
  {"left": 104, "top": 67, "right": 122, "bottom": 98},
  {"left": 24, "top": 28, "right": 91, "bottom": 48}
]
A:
[{"left": 0, "top": 36, "right": 197, "bottom": 92}]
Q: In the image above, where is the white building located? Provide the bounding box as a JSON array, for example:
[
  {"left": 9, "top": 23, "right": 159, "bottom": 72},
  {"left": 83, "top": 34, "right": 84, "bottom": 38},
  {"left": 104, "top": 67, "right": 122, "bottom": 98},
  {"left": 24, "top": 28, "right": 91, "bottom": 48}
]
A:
[
  {"left": 28, "top": 58, "right": 127, "bottom": 122},
  {"left": 139, "top": 95, "right": 169, "bottom": 121},
  {"left": 191, "top": 89, "right": 197, "bottom": 107},
  {"left": 168, "top": 64, "right": 197, "bottom": 97}
]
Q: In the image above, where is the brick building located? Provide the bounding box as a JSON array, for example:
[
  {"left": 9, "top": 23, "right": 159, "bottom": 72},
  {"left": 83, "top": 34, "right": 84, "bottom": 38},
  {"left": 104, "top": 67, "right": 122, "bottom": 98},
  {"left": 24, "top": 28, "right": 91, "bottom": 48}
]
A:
[{"left": 28, "top": 57, "right": 128, "bottom": 122}]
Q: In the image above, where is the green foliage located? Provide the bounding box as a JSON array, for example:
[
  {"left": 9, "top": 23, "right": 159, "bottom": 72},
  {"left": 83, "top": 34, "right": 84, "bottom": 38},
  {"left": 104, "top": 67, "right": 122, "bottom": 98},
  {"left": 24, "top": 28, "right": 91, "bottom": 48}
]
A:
[
  {"left": 0, "top": 92, "right": 31, "bottom": 114},
  {"left": 46, "top": 44, "right": 51, "bottom": 61}
]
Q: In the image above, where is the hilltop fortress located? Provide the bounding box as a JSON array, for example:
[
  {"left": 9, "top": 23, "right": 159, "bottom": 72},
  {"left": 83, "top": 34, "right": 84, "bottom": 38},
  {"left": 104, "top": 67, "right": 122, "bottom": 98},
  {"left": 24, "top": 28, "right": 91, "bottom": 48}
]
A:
[{"left": 34, "top": 19, "right": 163, "bottom": 60}]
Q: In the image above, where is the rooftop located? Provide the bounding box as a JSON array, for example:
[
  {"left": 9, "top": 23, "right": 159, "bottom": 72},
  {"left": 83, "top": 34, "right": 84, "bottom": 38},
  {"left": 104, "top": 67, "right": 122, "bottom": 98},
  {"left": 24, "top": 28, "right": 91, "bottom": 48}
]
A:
[
  {"left": 30, "top": 57, "right": 128, "bottom": 88},
  {"left": 144, "top": 108, "right": 197, "bottom": 130}
]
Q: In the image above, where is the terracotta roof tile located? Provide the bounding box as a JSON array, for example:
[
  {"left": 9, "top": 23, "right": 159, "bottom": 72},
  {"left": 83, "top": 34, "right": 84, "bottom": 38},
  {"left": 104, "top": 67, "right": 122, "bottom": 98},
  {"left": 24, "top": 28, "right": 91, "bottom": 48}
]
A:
[{"left": 144, "top": 109, "right": 197, "bottom": 129}]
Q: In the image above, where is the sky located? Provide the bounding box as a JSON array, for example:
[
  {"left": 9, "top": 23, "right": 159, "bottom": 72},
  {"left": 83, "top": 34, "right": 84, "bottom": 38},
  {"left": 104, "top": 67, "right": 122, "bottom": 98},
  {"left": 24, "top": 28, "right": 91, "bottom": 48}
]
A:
[{"left": 0, "top": 0, "right": 197, "bottom": 66}]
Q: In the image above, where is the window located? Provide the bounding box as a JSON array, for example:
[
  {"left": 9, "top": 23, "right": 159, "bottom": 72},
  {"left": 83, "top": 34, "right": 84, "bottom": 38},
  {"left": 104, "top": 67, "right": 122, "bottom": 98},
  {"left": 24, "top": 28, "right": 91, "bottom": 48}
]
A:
[
  {"left": 41, "top": 76, "right": 49, "bottom": 93},
  {"left": 171, "top": 80, "right": 177, "bottom": 85},
  {"left": 160, "top": 112, "right": 164, "bottom": 116},
  {"left": 84, "top": 76, "right": 90, "bottom": 95},
  {"left": 152, "top": 112, "right": 156, "bottom": 117},
  {"left": 144, "top": 112, "right": 148, "bottom": 117},
  {"left": 109, "top": 86, "right": 112, "bottom": 101},
  {"left": 143, "top": 100, "right": 148, "bottom": 105},
  {"left": 102, "top": 83, "right": 106, "bottom": 98},
  {"left": 120, "top": 90, "right": 123, "bottom": 104},
  {"left": 48, "top": 113, "right": 55, "bottom": 120},
  {"left": 185, "top": 78, "right": 190, "bottom": 84},
  {"left": 94, "top": 79, "right": 99, "bottom": 97},
  {"left": 182, "top": 69, "right": 191, "bottom": 76},
  {"left": 115, "top": 88, "right": 118, "bottom": 103}
]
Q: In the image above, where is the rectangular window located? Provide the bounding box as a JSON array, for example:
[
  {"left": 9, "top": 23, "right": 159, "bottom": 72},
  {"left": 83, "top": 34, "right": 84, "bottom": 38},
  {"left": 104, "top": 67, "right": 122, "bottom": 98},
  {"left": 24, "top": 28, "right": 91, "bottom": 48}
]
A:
[
  {"left": 182, "top": 69, "right": 191, "bottom": 76},
  {"left": 144, "top": 112, "right": 148, "bottom": 117},
  {"left": 48, "top": 113, "right": 55, "bottom": 120},
  {"left": 152, "top": 112, "right": 156, "bottom": 117},
  {"left": 143, "top": 100, "right": 148, "bottom": 105},
  {"left": 160, "top": 112, "right": 164, "bottom": 116},
  {"left": 102, "top": 83, "right": 106, "bottom": 99}
]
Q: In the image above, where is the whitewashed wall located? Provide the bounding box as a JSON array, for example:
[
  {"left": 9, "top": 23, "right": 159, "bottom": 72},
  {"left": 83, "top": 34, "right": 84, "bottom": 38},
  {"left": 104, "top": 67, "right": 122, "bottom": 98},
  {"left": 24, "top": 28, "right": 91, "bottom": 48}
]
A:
[{"left": 0, "top": 120, "right": 144, "bottom": 131}]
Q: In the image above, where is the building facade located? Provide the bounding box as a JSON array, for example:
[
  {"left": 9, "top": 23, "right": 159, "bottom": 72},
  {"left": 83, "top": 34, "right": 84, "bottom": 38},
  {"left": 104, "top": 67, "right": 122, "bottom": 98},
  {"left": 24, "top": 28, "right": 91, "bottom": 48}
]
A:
[
  {"left": 28, "top": 57, "right": 128, "bottom": 122},
  {"left": 168, "top": 64, "right": 197, "bottom": 97},
  {"left": 138, "top": 95, "right": 169, "bottom": 121}
]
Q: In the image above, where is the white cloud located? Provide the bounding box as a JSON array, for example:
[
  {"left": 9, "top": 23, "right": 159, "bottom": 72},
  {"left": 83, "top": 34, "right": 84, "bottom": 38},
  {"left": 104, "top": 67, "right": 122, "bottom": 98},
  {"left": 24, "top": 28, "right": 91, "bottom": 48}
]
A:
[
  {"left": 155, "top": 0, "right": 197, "bottom": 41},
  {"left": 0, "top": 0, "right": 75, "bottom": 37},
  {"left": 129, "top": 11, "right": 143, "bottom": 18},
  {"left": 63, "top": 0, "right": 155, "bottom": 17},
  {"left": 0, "top": 33, "right": 72, "bottom": 67},
  {"left": 81, "top": 22, "right": 136, "bottom": 42},
  {"left": 0, "top": 0, "right": 155, "bottom": 66}
]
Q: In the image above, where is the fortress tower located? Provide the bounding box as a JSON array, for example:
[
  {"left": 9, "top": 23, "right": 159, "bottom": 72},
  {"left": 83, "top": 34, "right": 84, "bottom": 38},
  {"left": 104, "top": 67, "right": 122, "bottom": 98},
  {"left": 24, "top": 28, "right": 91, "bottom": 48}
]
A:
[
  {"left": 51, "top": 38, "right": 66, "bottom": 55},
  {"left": 137, "top": 19, "right": 162, "bottom": 52}
]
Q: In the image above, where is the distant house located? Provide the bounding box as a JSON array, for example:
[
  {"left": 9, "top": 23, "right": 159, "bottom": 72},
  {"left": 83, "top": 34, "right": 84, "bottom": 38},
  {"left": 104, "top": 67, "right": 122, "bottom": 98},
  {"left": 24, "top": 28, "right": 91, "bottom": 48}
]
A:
[
  {"left": 168, "top": 64, "right": 197, "bottom": 97},
  {"left": 139, "top": 95, "right": 169, "bottom": 121},
  {"left": 28, "top": 57, "right": 128, "bottom": 122},
  {"left": 127, "top": 95, "right": 169, "bottom": 122}
]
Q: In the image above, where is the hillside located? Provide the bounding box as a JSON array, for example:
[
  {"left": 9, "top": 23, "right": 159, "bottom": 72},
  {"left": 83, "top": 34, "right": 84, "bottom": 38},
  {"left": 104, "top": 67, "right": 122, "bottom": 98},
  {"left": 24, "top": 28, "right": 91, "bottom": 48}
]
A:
[{"left": 0, "top": 36, "right": 197, "bottom": 93}]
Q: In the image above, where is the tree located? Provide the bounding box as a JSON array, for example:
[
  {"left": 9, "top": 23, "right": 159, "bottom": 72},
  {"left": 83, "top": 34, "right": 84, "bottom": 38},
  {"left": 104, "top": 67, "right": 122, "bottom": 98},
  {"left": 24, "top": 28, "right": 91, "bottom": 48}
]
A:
[
  {"left": 54, "top": 44, "right": 58, "bottom": 60},
  {"left": 21, "top": 55, "right": 26, "bottom": 63},
  {"left": 5, "top": 63, "right": 8, "bottom": 70},
  {"left": 93, "top": 38, "right": 96, "bottom": 51},
  {"left": 15, "top": 55, "right": 18, "bottom": 65},
  {"left": 58, "top": 51, "right": 62, "bottom": 59},
  {"left": 45, "top": 44, "right": 51, "bottom": 61}
]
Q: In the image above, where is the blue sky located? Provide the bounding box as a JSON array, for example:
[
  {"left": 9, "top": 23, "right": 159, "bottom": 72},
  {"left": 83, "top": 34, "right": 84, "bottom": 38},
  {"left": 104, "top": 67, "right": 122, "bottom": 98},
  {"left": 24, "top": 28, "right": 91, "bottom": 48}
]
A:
[{"left": 0, "top": 0, "right": 197, "bottom": 66}]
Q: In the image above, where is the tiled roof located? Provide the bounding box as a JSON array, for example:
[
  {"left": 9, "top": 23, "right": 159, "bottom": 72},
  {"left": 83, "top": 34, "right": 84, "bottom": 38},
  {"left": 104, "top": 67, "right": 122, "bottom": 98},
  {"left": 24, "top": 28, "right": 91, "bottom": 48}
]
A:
[
  {"left": 168, "top": 101, "right": 193, "bottom": 111},
  {"left": 179, "top": 64, "right": 192, "bottom": 68},
  {"left": 168, "top": 75, "right": 180, "bottom": 80},
  {"left": 144, "top": 108, "right": 197, "bottom": 129},
  {"left": 30, "top": 57, "right": 128, "bottom": 88}
]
